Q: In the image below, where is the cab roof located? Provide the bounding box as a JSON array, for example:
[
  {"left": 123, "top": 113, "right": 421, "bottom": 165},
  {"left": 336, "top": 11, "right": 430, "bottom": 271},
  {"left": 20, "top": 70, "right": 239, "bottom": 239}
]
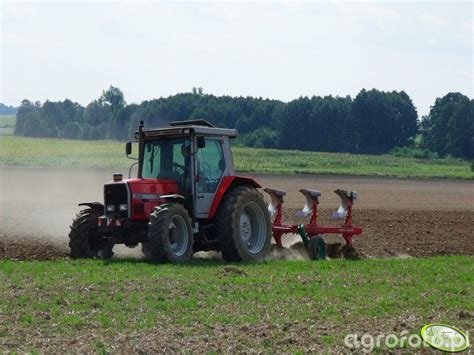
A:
[{"left": 135, "top": 120, "right": 237, "bottom": 139}]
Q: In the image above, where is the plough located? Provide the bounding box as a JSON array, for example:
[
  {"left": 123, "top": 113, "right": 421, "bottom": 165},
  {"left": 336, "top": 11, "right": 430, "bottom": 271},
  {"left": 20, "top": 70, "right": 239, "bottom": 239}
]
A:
[{"left": 264, "top": 188, "right": 364, "bottom": 260}]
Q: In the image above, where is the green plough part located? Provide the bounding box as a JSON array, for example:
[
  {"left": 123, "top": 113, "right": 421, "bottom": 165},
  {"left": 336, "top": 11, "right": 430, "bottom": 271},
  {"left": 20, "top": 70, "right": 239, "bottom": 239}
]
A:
[{"left": 297, "top": 224, "right": 310, "bottom": 249}]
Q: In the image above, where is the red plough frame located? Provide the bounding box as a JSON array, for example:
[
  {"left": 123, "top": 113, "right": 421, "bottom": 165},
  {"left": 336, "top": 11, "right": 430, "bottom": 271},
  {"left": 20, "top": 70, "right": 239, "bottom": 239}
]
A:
[{"left": 264, "top": 188, "right": 363, "bottom": 249}]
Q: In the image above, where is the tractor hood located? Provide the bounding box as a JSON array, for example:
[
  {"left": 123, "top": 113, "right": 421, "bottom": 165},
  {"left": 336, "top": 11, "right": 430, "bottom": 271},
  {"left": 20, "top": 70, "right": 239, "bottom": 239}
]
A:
[
  {"left": 126, "top": 177, "right": 180, "bottom": 199},
  {"left": 104, "top": 178, "right": 179, "bottom": 221}
]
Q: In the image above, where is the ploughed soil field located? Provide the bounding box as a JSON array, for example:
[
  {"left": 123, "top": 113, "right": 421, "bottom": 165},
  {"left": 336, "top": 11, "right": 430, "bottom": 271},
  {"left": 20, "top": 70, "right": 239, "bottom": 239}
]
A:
[{"left": 1, "top": 167, "right": 473, "bottom": 260}]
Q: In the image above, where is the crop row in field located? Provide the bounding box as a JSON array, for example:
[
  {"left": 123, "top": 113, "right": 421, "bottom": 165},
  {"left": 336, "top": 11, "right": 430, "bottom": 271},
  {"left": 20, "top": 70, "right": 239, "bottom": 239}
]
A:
[{"left": 0, "top": 136, "right": 471, "bottom": 179}]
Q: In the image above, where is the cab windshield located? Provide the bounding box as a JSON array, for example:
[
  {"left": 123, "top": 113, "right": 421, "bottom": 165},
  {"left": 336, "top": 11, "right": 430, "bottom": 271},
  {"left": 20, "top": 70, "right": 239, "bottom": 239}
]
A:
[{"left": 142, "top": 137, "right": 191, "bottom": 193}]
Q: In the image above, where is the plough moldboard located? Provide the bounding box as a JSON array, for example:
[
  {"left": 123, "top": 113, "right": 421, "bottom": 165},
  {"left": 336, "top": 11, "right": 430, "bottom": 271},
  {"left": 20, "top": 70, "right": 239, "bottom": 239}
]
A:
[{"left": 264, "top": 187, "right": 364, "bottom": 260}]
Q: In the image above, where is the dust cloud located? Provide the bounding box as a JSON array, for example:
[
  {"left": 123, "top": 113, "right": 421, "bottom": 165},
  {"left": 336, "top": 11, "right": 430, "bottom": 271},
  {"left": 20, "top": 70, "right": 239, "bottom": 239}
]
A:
[{"left": 0, "top": 167, "right": 140, "bottom": 257}]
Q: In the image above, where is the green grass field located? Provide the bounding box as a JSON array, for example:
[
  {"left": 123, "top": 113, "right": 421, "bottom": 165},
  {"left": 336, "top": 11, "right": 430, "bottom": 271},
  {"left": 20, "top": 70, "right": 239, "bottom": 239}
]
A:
[
  {"left": 0, "top": 115, "right": 15, "bottom": 136},
  {"left": 1, "top": 257, "right": 472, "bottom": 352},
  {"left": 0, "top": 135, "right": 471, "bottom": 179}
]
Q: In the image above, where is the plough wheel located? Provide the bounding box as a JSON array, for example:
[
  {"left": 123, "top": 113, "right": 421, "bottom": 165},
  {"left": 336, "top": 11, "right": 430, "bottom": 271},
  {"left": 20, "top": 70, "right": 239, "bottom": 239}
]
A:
[{"left": 307, "top": 236, "right": 327, "bottom": 260}]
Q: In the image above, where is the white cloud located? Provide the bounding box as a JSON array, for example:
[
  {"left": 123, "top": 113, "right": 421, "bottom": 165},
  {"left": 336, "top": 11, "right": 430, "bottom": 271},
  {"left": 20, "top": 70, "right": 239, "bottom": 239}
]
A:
[{"left": 0, "top": 0, "right": 472, "bottom": 115}]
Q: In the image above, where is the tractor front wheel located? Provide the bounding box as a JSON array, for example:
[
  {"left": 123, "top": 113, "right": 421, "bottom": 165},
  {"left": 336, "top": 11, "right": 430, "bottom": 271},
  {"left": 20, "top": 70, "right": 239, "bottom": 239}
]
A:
[
  {"left": 69, "top": 207, "right": 114, "bottom": 259},
  {"left": 216, "top": 186, "right": 272, "bottom": 262},
  {"left": 145, "top": 203, "right": 194, "bottom": 263}
]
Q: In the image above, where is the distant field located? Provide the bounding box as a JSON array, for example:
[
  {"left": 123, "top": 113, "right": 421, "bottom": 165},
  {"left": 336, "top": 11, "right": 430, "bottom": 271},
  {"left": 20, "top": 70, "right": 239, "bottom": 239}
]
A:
[
  {"left": 233, "top": 146, "right": 472, "bottom": 179},
  {"left": 0, "top": 136, "right": 471, "bottom": 179},
  {"left": 0, "top": 115, "right": 15, "bottom": 136},
  {"left": 1, "top": 256, "right": 472, "bottom": 352}
]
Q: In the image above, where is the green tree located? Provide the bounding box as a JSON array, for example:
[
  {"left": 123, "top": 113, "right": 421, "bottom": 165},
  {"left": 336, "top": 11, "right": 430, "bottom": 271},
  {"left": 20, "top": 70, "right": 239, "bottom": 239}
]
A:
[
  {"left": 279, "top": 97, "right": 313, "bottom": 150},
  {"left": 83, "top": 100, "right": 112, "bottom": 127},
  {"left": 110, "top": 104, "right": 138, "bottom": 140},
  {"left": 100, "top": 86, "right": 125, "bottom": 112},
  {"left": 421, "top": 93, "right": 471, "bottom": 158},
  {"left": 445, "top": 99, "right": 474, "bottom": 158},
  {"left": 352, "top": 89, "right": 392, "bottom": 154},
  {"left": 15, "top": 100, "right": 36, "bottom": 136},
  {"left": 63, "top": 121, "right": 82, "bottom": 139},
  {"left": 241, "top": 127, "right": 278, "bottom": 148},
  {"left": 15, "top": 100, "right": 58, "bottom": 138},
  {"left": 387, "top": 91, "right": 418, "bottom": 148},
  {"left": 352, "top": 89, "right": 418, "bottom": 154}
]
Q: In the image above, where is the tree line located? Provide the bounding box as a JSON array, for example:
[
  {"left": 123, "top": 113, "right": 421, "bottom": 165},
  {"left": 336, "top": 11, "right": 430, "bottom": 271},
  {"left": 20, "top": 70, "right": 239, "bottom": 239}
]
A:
[
  {"left": 13, "top": 86, "right": 473, "bottom": 159},
  {"left": 0, "top": 103, "right": 18, "bottom": 115}
]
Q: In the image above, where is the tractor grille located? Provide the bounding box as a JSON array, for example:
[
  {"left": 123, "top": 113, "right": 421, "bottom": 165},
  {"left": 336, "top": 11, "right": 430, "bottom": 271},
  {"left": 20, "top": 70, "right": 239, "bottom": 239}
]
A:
[{"left": 104, "top": 182, "right": 129, "bottom": 218}]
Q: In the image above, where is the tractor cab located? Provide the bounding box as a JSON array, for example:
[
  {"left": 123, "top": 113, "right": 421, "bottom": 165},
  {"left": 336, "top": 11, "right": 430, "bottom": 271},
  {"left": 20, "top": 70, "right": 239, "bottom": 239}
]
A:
[{"left": 130, "top": 120, "right": 237, "bottom": 219}]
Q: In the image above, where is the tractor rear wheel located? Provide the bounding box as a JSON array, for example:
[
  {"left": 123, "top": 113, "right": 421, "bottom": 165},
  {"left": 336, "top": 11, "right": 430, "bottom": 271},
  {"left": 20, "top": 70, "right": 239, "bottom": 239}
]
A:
[
  {"left": 146, "top": 203, "right": 193, "bottom": 263},
  {"left": 216, "top": 186, "right": 272, "bottom": 262},
  {"left": 69, "top": 207, "right": 114, "bottom": 259},
  {"left": 307, "top": 236, "right": 327, "bottom": 260}
]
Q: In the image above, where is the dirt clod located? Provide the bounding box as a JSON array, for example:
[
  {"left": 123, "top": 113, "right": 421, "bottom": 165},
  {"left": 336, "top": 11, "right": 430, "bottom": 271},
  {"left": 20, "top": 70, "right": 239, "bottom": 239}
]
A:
[
  {"left": 341, "top": 245, "right": 360, "bottom": 260},
  {"left": 458, "top": 310, "right": 473, "bottom": 319},
  {"left": 222, "top": 266, "right": 247, "bottom": 276},
  {"left": 326, "top": 243, "right": 343, "bottom": 258}
]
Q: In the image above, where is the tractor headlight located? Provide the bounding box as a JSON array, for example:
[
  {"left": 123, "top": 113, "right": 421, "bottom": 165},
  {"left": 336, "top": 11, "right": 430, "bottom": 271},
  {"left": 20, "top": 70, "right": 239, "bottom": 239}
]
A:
[
  {"left": 119, "top": 204, "right": 128, "bottom": 211},
  {"left": 106, "top": 205, "right": 115, "bottom": 212}
]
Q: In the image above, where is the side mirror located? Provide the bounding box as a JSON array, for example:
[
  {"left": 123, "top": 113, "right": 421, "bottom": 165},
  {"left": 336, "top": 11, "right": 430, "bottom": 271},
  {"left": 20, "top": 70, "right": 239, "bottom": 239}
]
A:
[
  {"left": 125, "top": 142, "right": 132, "bottom": 156},
  {"left": 197, "top": 136, "right": 206, "bottom": 149}
]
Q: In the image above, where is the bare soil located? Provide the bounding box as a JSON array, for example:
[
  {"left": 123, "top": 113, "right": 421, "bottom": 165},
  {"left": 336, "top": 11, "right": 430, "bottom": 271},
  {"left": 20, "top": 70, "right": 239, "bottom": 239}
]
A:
[
  {"left": 0, "top": 240, "right": 68, "bottom": 260},
  {"left": 1, "top": 167, "right": 473, "bottom": 260}
]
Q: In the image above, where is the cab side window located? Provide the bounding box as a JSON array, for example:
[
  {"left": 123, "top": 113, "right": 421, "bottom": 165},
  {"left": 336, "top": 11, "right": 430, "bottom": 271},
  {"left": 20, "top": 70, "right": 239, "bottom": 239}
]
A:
[{"left": 196, "top": 138, "right": 226, "bottom": 193}]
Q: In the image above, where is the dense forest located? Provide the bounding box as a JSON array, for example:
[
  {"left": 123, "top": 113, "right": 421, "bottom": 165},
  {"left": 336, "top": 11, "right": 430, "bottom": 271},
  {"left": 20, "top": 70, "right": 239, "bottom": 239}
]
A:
[{"left": 12, "top": 87, "right": 474, "bottom": 159}]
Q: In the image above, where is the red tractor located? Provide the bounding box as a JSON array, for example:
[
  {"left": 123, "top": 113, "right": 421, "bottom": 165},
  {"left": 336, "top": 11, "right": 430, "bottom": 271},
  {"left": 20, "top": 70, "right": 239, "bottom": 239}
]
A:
[
  {"left": 69, "top": 120, "right": 272, "bottom": 262},
  {"left": 69, "top": 120, "right": 363, "bottom": 262}
]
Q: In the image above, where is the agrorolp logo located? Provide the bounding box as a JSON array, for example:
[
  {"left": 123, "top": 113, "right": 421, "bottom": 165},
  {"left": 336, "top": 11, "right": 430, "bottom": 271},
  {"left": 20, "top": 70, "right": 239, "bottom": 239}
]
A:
[
  {"left": 420, "top": 323, "right": 470, "bottom": 353},
  {"left": 344, "top": 324, "right": 470, "bottom": 352}
]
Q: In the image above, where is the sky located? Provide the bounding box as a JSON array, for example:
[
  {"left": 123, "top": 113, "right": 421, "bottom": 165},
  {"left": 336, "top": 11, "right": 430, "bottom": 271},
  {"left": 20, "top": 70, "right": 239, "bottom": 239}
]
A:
[{"left": 1, "top": 0, "right": 472, "bottom": 117}]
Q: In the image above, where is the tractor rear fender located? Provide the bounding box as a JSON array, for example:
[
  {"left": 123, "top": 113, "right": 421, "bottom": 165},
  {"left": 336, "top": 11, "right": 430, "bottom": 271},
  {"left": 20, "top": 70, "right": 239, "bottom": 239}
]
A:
[
  {"left": 207, "top": 176, "right": 262, "bottom": 220},
  {"left": 78, "top": 202, "right": 104, "bottom": 214},
  {"left": 158, "top": 194, "right": 194, "bottom": 220}
]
